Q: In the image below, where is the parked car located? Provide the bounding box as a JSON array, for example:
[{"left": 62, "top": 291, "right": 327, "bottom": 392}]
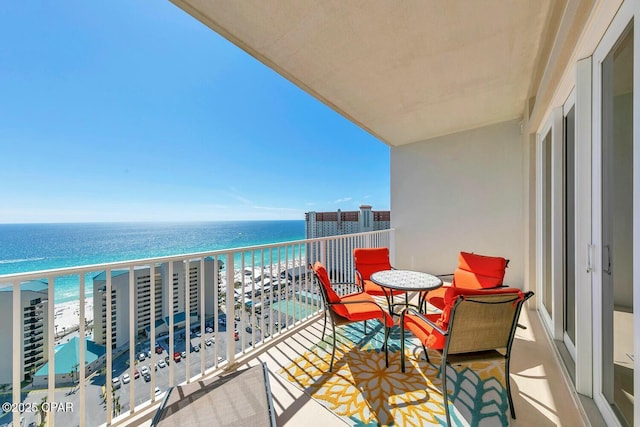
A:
[
  {"left": 122, "top": 373, "right": 130, "bottom": 384},
  {"left": 154, "top": 387, "right": 162, "bottom": 396},
  {"left": 205, "top": 327, "right": 213, "bottom": 333},
  {"left": 205, "top": 338, "right": 213, "bottom": 346},
  {"left": 233, "top": 330, "right": 239, "bottom": 341},
  {"left": 181, "top": 351, "right": 186, "bottom": 358},
  {"left": 246, "top": 326, "right": 252, "bottom": 333},
  {"left": 133, "top": 369, "right": 140, "bottom": 379},
  {"left": 112, "top": 377, "right": 121, "bottom": 389},
  {"left": 156, "top": 346, "right": 163, "bottom": 354},
  {"left": 143, "top": 373, "right": 151, "bottom": 382},
  {"left": 173, "top": 351, "right": 181, "bottom": 362},
  {"left": 193, "top": 344, "right": 200, "bottom": 352},
  {"left": 157, "top": 359, "right": 166, "bottom": 368},
  {"left": 140, "top": 366, "right": 150, "bottom": 376},
  {"left": 138, "top": 352, "right": 146, "bottom": 361}
]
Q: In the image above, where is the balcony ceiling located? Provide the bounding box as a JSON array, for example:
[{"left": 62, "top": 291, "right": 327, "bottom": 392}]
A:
[{"left": 172, "top": 0, "right": 560, "bottom": 146}]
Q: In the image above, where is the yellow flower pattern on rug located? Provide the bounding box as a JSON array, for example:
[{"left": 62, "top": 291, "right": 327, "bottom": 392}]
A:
[{"left": 279, "top": 323, "right": 510, "bottom": 426}]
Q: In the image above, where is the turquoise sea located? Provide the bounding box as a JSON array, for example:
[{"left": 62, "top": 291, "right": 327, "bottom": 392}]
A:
[{"left": 0, "top": 221, "right": 305, "bottom": 303}]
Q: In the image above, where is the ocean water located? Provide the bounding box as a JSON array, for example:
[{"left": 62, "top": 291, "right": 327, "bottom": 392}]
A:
[{"left": 0, "top": 221, "right": 305, "bottom": 303}]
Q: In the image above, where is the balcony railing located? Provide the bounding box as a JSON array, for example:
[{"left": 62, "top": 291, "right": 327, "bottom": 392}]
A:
[{"left": 0, "top": 229, "right": 393, "bottom": 427}]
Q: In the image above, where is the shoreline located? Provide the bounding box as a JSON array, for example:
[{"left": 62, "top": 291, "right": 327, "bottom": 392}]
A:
[{"left": 53, "top": 297, "right": 94, "bottom": 339}]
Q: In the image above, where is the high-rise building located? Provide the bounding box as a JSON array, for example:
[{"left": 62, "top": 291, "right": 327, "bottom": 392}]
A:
[
  {"left": 93, "top": 258, "right": 220, "bottom": 349},
  {"left": 305, "top": 205, "right": 391, "bottom": 281},
  {"left": 0, "top": 280, "right": 49, "bottom": 384},
  {"left": 305, "top": 205, "right": 390, "bottom": 239}
]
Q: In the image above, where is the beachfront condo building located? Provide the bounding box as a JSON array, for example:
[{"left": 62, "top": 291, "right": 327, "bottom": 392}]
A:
[
  {"left": 305, "top": 205, "right": 390, "bottom": 280},
  {"left": 0, "top": 280, "right": 49, "bottom": 384},
  {"left": 305, "top": 205, "right": 390, "bottom": 239},
  {"left": 93, "top": 258, "right": 219, "bottom": 349}
]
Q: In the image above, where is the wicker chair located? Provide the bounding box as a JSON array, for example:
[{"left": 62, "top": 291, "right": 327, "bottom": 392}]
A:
[
  {"left": 401, "top": 286, "right": 533, "bottom": 426},
  {"left": 311, "top": 261, "right": 393, "bottom": 371}
]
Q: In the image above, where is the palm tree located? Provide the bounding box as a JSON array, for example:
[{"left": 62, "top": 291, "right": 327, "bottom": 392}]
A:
[
  {"left": 111, "top": 385, "right": 121, "bottom": 417},
  {"left": 69, "top": 363, "right": 79, "bottom": 384},
  {"left": 36, "top": 396, "right": 47, "bottom": 427}
]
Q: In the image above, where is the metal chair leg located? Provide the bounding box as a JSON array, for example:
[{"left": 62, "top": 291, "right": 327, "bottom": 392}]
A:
[
  {"left": 322, "top": 310, "right": 328, "bottom": 341},
  {"left": 442, "top": 358, "right": 451, "bottom": 426},
  {"left": 422, "top": 344, "right": 429, "bottom": 363},
  {"left": 329, "top": 322, "right": 337, "bottom": 372},
  {"left": 384, "top": 326, "right": 389, "bottom": 368},
  {"left": 505, "top": 355, "right": 516, "bottom": 419},
  {"left": 400, "top": 321, "right": 406, "bottom": 372}
]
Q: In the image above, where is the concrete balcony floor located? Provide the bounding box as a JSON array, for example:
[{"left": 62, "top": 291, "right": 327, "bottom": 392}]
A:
[{"left": 135, "top": 304, "right": 593, "bottom": 426}]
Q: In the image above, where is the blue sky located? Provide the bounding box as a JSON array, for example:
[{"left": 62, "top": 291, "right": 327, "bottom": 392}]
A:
[{"left": 0, "top": 2, "right": 389, "bottom": 223}]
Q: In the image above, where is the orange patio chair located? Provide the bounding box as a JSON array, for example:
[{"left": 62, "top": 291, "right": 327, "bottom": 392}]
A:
[
  {"left": 425, "top": 251, "right": 509, "bottom": 311},
  {"left": 354, "top": 247, "right": 406, "bottom": 309},
  {"left": 312, "top": 261, "right": 393, "bottom": 371},
  {"left": 401, "top": 286, "right": 533, "bottom": 426}
]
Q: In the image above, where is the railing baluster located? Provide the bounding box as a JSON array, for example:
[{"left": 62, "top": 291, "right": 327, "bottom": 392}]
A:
[
  {"left": 168, "top": 262, "right": 174, "bottom": 388},
  {"left": 184, "top": 260, "right": 190, "bottom": 383},
  {"left": 200, "top": 257, "right": 206, "bottom": 376},
  {"left": 226, "top": 254, "right": 235, "bottom": 366},
  {"left": 11, "top": 281, "right": 20, "bottom": 427},
  {"left": 128, "top": 265, "right": 135, "bottom": 416},
  {"left": 150, "top": 263, "right": 157, "bottom": 402},
  {"left": 78, "top": 274, "right": 86, "bottom": 427},
  {"left": 259, "top": 250, "right": 265, "bottom": 341},
  {"left": 105, "top": 269, "right": 112, "bottom": 425}
]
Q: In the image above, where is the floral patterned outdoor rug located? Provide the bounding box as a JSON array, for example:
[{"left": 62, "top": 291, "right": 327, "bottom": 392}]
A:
[{"left": 279, "top": 322, "right": 510, "bottom": 426}]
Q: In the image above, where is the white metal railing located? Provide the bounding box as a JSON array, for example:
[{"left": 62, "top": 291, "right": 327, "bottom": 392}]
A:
[{"left": 0, "top": 229, "right": 393, "bottom": 427}]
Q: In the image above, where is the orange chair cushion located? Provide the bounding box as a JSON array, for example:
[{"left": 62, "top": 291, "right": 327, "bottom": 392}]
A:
[
  {"left": 425, "top": 285, "right": 448, "bottom": 310},
  {"left": 313, "top": 261, "right": 394, "bottom": 327},
  {"left": 453, "top": 252, "right": 508, "bottom": 289},
  {"left": 354, "top": 247, "right": 392, "bottom": 280},
  {"left": 312, "top": 262, "right": 341, "bottom": 303},
  {"left": 362, "top": 279, "right": 405, "bottom": 296},
  {"left": 333, "top": 293, "right": 394, "bottom": 327},
  {"left": 404, "top": 313, "right": 447, "bottom": 349}
]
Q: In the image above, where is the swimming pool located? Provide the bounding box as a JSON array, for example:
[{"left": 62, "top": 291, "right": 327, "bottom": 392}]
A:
[{"left": 269, "top": 299, "right": 320, "bottom": 322}]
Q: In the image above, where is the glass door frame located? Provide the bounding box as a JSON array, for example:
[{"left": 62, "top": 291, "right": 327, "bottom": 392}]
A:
[
  {"left": 563, "top": 88, "right": 577, "bottom": 361},
  {"left": 536, "top": 108, "right": 564, "bottom": 340},
  {"left": 592, "top": 0, "right": 638, "bottom": 424}
]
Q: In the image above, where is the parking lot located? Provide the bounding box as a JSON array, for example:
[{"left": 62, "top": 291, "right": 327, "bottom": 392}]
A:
[{"left": 4, "top": 304, "right": 304, "bottom": 427}]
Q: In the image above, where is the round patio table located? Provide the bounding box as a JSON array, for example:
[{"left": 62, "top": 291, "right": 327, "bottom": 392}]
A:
[{"left": 370, "top": 270, "right": 443, "bottom": 314}]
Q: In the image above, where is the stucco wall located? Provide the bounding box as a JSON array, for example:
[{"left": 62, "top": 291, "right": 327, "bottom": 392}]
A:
[{"left": 390, "top": 119, "right": 524, "bottom": 287}]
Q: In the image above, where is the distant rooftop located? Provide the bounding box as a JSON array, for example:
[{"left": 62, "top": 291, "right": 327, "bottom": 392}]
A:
[
  {"left": 0, "top": 279, "right": 48, "bottom": 293},
  {"left": 35, "top": 337, "right": 105, "bottom": 376},
  {"left": 306, "top": 205, "right": 390, "bottom": 222},
  {"left": 92, "top": 269, "right": 130, "bottom": 281}
]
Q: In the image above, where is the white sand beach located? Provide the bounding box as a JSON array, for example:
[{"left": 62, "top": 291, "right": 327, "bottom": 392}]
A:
[{"left": 53, "top": 297, "right": 94, "bottom": 338}]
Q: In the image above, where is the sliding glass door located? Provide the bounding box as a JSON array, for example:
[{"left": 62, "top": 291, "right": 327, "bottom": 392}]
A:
[{"left": 594, "top": 9, "right": 634, "bottom": 425}]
